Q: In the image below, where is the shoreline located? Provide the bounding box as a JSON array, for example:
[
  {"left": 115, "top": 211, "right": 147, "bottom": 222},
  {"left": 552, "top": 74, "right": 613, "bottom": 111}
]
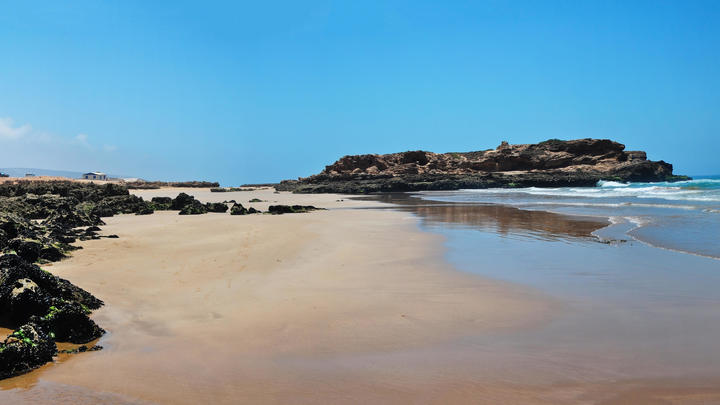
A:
[{"left": 1, "top": 188, "right": 557, "bottom": 403}]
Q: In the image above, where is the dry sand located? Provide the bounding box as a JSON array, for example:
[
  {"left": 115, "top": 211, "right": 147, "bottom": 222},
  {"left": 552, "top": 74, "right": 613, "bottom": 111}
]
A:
[{"left": 2, "top": 188, "right": 719, "bottom": 404}]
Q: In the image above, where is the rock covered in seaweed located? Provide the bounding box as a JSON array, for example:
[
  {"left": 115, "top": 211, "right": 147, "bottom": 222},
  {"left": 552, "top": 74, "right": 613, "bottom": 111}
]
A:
[
  {"left": 230, "top": 203, "right": 248, "bottom": 215},
  {"left": 0, "top": 254, "right": 105, "bottom": 379},
  {"left": 0, "top": 181, "right": 138, "bottom": 380},
  {"left": 150, "top": 196, "right": 172, "bottom": 210},
  {"left": 0, "top": 321, "right": 57, "bottom": 380},
  {"left": 230, "top": 203, "right": 260, "bottom": 215},
  {"left": 0, "top": 255, "right": 103, "bottom": 329},
  {"left": 267, "top": 205, "right": 323, "bottom": 214},
  {"left": 179, "top": 200, "right": 208, "bottom": 215},
  {"left": 205, "top": 202, "right": 229, "bottom": 213},
  {"left": 170, "top": 193, "right": 196, "bottom": 210}
]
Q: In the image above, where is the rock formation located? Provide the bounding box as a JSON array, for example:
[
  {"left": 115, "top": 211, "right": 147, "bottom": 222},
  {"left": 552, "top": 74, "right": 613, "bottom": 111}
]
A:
[
  {"left": 277, "top": 139, "right": 688, "bottom": 193},
  {"left": 0, "top": 180, "right": 153, "bottom": 380},
  {"left": 267, "top": 205, "right": 323, "bottom": 214},
  {"left": 230, "top": 203, "right": 260, "bottom": 215}
]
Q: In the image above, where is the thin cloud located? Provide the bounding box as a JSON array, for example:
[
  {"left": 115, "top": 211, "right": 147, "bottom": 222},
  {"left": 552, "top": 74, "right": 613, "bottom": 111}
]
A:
[
  {"left": 1, "top": 117, "right": 116, "bottom": 153},
  {"left": 75, "top": 133, "right": 90, "bottom": 145},
  {"left": 0, "top": 117, "right": 32, "bottom": 139}
]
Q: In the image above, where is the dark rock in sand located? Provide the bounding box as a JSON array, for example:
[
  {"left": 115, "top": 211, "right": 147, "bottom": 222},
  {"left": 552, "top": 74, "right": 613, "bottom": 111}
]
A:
[
  {"left": 205, "top": 202, "right": 229, "bottom": 213},
  {"left": 0, "top": 255, "right": 103, "bottom": 323},
  {"left": 0, "top": 180, "right": 163, "bottom": 380},
  {"left": 230, "top": 203, "right": 248, "bottom": 215},
  {"left": 165, "top": 192, "right": 210, "bottom": 215},
  {"left": 178, "top": 200, "right": 208, "bottom": 215},
  {"left": 135, "top": 205, "right": 155, "bottom": 215},
  {"left": 267, "top": 205, "right": 323, "bottom": 215},
  {"left": 0, "top": 254, "right": 104, "bottom": 369},
  {"left": 0, "top": 321, "right": 57, "bottom": 380},
  {"left": 150, "top": 196, "right": 172, "bottom": 210},
  {"left": 170, "top": 193, "right": 196, "bottom": 210},
  {"left": 42, "top": 300, "right": 105, "bottom": 344}
]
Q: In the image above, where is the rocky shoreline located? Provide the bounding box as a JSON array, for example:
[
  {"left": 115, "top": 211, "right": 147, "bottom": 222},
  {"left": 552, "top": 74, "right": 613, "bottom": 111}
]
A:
[
  {"left": 278, "top": 139, "right": 689, "bottom": 193},
  {"left": 0, "top": 181, "right": 322, "bottom": 380}
]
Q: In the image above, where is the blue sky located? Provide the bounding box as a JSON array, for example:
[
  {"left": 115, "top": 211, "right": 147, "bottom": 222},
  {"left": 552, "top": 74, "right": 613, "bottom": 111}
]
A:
[{"left": 1, "top": 1, "right": 718, "bottom": 185}]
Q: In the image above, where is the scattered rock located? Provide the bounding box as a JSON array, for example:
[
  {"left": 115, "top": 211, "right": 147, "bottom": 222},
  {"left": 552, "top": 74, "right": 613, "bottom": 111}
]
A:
[
  {"left": 150, "top": 197, "right": 172, "bottom": 210},
  {"left": 205, "top": 202, "right": 229, "bottom": 213},
  {"left": 230, "top": 203, "right": 248, "bottom": 215},
  {"left": 170, "top": 193, "right": 196, "bottom": 210},
  {"left": 267, "top": 205, "right": 323, "bottom": 215},
  {"left": 179, "top": 200, "right": 208, "bottom": 215}
]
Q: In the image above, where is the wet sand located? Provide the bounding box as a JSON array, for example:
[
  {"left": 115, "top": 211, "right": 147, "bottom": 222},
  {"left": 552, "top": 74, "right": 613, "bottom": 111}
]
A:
[{"left": 1, "top": 189, "right": 555, "bottom": 403}]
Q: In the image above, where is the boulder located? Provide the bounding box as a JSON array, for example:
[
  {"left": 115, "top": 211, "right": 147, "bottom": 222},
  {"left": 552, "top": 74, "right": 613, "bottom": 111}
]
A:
[
  {"left": 150, "top": 197, "right": 172, "bottom": 210},
  {"left": 230, "top": 203, "right": 248, "bottom": 215},
  {"left": 170, "top": 193, "right": 196, "bottom": 210},
  {"left": 205, "top": 202, "right": 229, "bottom": 213},
  {"left": 0, "top": 321, "right": 57, "bottom": 380},
  {"left": 178, "top": 200, "right": 208, "bottom": 215}
]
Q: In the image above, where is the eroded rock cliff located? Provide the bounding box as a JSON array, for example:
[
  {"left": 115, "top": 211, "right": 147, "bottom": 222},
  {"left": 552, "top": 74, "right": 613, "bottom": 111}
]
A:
[{"left": 278, "top": 139, "right": 687, "bottom": 193}]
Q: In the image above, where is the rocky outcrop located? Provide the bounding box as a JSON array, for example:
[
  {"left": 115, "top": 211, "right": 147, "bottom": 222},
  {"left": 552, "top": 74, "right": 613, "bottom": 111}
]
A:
[
  {"left": 0, "top": 181, "right": 158, "bottom": 380},
  {"left": 0, "top": 253, "right": 105, "bottom": 379},
  {"left": 277, "top": 139, "right": 689, "bottom": 193},
  {"left": 168, "top": 192, "right": 233, "bottom": 215}
]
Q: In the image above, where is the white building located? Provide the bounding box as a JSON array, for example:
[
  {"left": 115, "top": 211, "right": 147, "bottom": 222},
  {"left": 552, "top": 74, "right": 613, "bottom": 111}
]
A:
[{"left": 82, "top": 172, "right": 107, "bottom": 180}]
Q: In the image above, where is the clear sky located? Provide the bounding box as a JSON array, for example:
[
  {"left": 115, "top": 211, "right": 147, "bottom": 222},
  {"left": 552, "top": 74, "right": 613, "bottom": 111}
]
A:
[{"left": 1, "top": 1, "right": 718, "bottom": 185}]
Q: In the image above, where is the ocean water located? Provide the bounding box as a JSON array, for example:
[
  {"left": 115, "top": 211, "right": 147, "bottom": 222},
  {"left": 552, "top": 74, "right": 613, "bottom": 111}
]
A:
[
  {"left": 416, "top": 176, "right": 720, "bottom": 259},
  {"left": 370, "top": 180, "right": 720, "bottom": 382}
]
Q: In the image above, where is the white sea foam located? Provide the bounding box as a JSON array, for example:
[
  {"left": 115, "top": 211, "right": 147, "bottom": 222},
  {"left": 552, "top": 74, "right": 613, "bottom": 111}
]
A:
[
  {"left": 597, "top": 180, "right": 630, "bottom": 188},
  {"left": 513, "top": 201, "right": 699, "bottom": 211},
  {"left": 625, "top": 216, "right": 651, "bottom": 228},
  {"left": 456, "top": 182, "right": 720, "bottom": 202}
]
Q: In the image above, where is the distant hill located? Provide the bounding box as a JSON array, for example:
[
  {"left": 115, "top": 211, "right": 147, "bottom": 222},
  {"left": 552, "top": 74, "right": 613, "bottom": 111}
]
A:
[{"left": 0, "top": 168, "right": 125, "bottom": 179}]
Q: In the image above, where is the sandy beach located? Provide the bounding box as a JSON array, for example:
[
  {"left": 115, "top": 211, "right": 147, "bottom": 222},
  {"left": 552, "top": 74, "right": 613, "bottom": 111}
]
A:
[
  {"left": 4, "top": 1, "right": 718, "bottom": 402},
  {"left": 2, "top": 188, "right": 720, "bottom": 403},
  {"left": 1, "top": 188, "right": 556, "bottom": 403}
]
